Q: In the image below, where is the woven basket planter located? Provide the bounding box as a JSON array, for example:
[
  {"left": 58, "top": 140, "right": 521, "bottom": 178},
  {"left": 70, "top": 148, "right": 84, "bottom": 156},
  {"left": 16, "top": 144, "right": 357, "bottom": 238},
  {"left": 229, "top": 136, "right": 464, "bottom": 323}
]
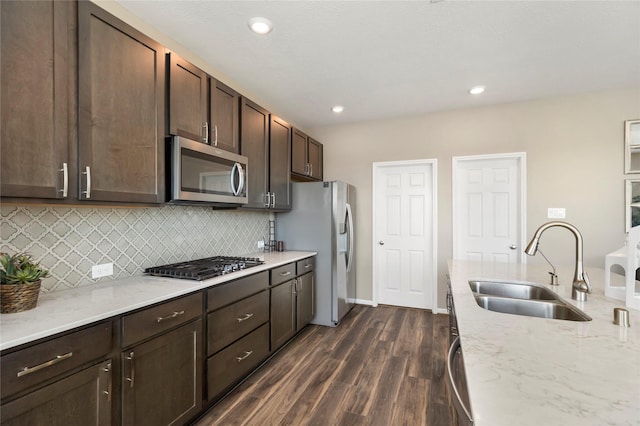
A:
[{"left": 0, "top": 280, "right": 41, "bottom": 313}]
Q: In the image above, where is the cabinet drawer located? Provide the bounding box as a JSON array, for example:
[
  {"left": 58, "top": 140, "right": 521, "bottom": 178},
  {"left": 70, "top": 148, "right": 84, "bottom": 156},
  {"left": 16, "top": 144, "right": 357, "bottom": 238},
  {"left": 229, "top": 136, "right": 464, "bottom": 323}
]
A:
[
  {"left": 270, "top": 263, "right": 296, "bottom": 286},
  {"left": 1, "top": 321, "right": 112, "bottom": 400},
  {"left": 1, "top": 360, "right": 112, "bottom": 425},
  {"left": 122, "top": 292, "right": 203, "bottom": 347},
  {"left": 207, "top": 271, "right": 268, "bottom": 312},
  {"left": 296, "top": 257, "right": 315, "bottom": 275},
  {"left": 207, "top": 322, "right": 269, "bottom": 400},
  {"left": 207, "top": 290, "right": 269, "bottom": 355}
]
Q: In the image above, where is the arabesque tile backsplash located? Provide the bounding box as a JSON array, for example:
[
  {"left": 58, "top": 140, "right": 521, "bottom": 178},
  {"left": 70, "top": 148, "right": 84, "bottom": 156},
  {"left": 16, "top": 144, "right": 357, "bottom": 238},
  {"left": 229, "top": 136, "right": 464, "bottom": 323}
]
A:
[{"left": 1, "top": 205, "right": 270, "bottom": 293}]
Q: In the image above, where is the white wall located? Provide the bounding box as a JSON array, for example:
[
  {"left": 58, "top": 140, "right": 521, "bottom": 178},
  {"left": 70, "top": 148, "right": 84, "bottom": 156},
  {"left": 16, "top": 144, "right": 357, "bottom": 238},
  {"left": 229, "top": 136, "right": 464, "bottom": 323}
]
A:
[{"left": 311, "top": 88, "right": 640, "bottom": 308}]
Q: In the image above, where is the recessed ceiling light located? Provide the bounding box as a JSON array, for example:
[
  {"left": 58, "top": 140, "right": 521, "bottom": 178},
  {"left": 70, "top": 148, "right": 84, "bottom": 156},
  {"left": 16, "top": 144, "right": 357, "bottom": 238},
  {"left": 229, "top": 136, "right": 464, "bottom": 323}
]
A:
[
  {"left": 469, "top": 86, "right": 485, "bottom": 95},
  {"left": 332, "top": 105, "right": 344, "bottom": 113},
  {"left": 248, "top": 17, "right": 273, "bottom": 35}
]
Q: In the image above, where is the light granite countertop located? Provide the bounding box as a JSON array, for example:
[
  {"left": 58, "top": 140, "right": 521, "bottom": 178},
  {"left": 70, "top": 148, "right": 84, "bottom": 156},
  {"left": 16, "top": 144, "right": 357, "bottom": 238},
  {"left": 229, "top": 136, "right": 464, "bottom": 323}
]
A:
[
  {"left": 448, "top": 260, "right": 640, "bottom": 426},
  {"left": 0, "top": 251, "right": 316, "bottom": 352}
]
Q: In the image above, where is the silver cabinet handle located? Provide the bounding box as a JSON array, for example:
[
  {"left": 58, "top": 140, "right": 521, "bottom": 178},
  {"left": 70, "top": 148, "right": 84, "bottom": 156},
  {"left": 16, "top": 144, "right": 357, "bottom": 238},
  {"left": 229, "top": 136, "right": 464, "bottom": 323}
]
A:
[
  {"left": 447, "top": 337, "right": 473, "bottom": 424},
  {"left": 509, "top": 244, "right": 517, "bottom": 250},
  {"left": 213, "top": 124, "right": 218, "bottom": 146},
  {"left": 303, "top": 263, "right": 312, "bottom": 269},
  {"left": 125, "top": 351, "right": 135, "bottom": 388},
  {"left": 292, "top": 278, "right": 298, "bottom": 294},
  {"left": 17, "top": 352, "right": 73, "bottom": 377},
  {"left": 82, "top": 166, "right": 91, "bottom": 198},
  {"left": 156, "top": 310, "right": 185, "bottom": 323},
  {"left": 236, "top": 351, "right": 253, "bottom": 362},
  {"left": 264, "top": 192, "right": 271, "bottom": 207},
  {"left": 309, "top": 163, "right": 313, "bottom": 177},
  {"left": 280, "top": 271, "right": 291, "bottom": 277},
  {"left": 203, "top": 122, "right": 209, "bottom": 144},
  {"left": 59, "top": 163, "right": 68, "bottom": 197},
  {"left": 236, "top": 313, "right": 254, "bottom": 323},
  {"left": 271, "top": 192, "right": 276, "bottom": 208},
  {"left": 102, "top": 361, "right": 112, "bottom": 400},
  {"left": 379, "top": 241, "right": 384, "bottom": 246}
]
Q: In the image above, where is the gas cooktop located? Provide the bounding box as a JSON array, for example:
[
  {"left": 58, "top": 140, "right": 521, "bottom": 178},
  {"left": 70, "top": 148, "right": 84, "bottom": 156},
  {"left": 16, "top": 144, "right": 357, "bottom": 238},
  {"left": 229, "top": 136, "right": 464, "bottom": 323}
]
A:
[{"left": 144, "top": 256, "right": 264, "bottom": 281}]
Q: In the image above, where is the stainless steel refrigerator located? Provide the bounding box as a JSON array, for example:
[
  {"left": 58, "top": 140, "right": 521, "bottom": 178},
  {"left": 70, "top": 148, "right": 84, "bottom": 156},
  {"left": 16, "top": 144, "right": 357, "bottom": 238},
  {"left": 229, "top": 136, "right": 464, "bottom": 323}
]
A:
[{"left": 276, "top": 181, "right": 356, "bottom": 327}]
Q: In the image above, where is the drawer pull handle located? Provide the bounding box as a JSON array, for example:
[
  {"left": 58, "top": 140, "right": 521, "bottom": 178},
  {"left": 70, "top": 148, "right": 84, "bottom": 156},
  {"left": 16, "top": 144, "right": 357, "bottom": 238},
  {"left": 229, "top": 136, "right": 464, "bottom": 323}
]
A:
[
  {"left": 236, "top": 313, "right": 254, "bottom": 323},
  {"left": 280, "top": 271, "right": 292, "bottom": 277},
  {"left": 156, "top": 310, "right": 185, "bottom": 323},
  {"left": 17, "top": 352, "right": 73, "bottom": 377},
  {"left": 236, "top": 351, "right": 253, "bottom": 362},
  {"left": 303, "top": 264, "right": 311, "bottom": 269}
]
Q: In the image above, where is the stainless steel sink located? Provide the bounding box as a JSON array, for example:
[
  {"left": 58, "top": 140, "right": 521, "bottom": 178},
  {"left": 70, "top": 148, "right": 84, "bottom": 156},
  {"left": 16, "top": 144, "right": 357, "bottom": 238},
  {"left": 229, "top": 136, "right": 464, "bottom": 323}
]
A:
[
  {"left": 474, "top": 295, "right": 592, "bottom": 322},
  {"left": 469, "top": 280, "right": 560, "bottom": 301}
]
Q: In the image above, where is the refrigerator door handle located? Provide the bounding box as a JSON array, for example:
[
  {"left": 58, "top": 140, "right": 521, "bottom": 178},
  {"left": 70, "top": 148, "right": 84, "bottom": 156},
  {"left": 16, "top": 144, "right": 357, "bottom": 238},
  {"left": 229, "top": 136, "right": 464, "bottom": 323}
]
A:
[{"left": 346, "top": 202, "right": 355, "bottom": 273}]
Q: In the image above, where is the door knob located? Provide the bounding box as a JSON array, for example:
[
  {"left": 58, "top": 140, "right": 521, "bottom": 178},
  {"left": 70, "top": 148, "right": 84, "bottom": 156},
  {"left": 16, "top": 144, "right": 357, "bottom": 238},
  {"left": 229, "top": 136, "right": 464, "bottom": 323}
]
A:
[
  {"left": 379, "top": 241, "right": 385, "bottom": 246},
  {"left": 509, "top": 245, "right": 517, "bottom": 250}
]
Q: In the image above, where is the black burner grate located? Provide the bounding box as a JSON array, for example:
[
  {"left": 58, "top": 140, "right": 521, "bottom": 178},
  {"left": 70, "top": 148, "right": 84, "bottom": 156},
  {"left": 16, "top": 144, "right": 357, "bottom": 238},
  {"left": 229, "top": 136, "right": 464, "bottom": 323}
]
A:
[{"left": 144, "top": 256, "right": 263, "bottom": 280}]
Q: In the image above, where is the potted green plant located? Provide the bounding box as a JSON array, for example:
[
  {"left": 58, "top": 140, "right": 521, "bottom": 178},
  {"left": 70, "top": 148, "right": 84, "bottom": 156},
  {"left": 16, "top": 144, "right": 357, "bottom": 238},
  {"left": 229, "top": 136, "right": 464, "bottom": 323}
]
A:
[{"left": 0, "top": 252, "right": 49, "bottom": 313}]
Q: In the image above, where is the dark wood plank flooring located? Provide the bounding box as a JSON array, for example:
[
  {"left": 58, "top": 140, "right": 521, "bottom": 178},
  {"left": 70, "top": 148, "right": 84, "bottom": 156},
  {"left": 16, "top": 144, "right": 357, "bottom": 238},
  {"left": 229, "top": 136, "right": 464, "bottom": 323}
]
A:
[{"left": 193, "top": 304, "right": 455, "bottom": 426}]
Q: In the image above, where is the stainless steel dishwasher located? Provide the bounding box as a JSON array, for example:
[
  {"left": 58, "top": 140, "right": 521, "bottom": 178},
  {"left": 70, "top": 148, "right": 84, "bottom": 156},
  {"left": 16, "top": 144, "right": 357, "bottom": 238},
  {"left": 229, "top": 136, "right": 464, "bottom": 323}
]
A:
[{"left": 446, "top": 275, "right": 474, "bottom": 426}]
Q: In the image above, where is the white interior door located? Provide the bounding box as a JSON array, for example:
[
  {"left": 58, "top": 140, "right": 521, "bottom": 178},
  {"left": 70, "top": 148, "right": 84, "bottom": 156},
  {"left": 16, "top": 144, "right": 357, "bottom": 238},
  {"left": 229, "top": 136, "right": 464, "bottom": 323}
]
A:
[
  {"left": 453, "top": 153, "right": 526, "bottom": 264},
  {"left": 373, "top": 160, "right": 437, "bottom": 311}
]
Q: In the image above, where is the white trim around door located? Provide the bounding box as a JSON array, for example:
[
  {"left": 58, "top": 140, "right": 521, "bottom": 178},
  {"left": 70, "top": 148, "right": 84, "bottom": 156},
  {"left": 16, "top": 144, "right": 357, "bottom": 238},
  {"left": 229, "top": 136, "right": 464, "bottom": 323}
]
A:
[
  {"left": 372, "top": 159, "right": 438, "bottom": 313},
  {"left": 451, "top": 152, "right": 527, "bottom": 263}
]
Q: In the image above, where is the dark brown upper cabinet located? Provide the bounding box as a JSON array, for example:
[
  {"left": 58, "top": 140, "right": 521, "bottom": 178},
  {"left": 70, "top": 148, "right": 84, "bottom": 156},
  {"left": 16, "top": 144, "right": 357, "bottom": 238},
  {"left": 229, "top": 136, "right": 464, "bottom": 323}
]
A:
[
  {"left": 240, "top": 98, "right": 291, "bottom": 211},
  {"left": 269, "top": 115, "right": 292, "bottom": 210},
  {"left": 167, "top": 52, "right": 208, "bottom": 143},
  {"left": 167, "top": 53, "right": 240, "bottom": 153},
  {"left": 210, "top": 79, "right": 240, "bottom": 153},
  {"left": 78, "top": 1, "right": 165, "bottom": 203},
  {"left": 0, "top": 0, "right": 75, "bottom": 200},
  {"left": 291, "top": 128, "right": 323, "bottom": 181},
  {"left": 240, "top": 98, "right": 269, "bottom": 209}
]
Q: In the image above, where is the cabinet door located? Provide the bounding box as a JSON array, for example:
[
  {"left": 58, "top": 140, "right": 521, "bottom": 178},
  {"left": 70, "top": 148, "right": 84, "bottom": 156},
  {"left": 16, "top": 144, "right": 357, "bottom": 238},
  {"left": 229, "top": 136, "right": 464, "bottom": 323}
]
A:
[
  {"left": 168, "top": 53, "right": 207, "bottom": 142},
  {"left": 78, "top": 2, "right": 165, "bottom": 203},
  {"left": 308, "top": 138, "right": 323, "bottom": 181},
  {"left": 210, "top": 79, "right": 239, "bottom": 153},
  {"left": 270, "top": 280, "right": 296, "bottom": 351},
  {"left": 296, "top": 272, "right": 315, "bottom": 331},
  {"left": 291, "top": 128, "right": 308, "bottom": 176},
  {"left": 0, "top": 0, "right": 74, "bottom": 199},
  {"left": 269, "top": 115, "right": 292, "bottom": 210},
  {"left": 240, "top": 98, "right": 269, "bottom": 209},
  {"left": 1, "top": 360, "right": 112, "bottom": 426},
  {"left": 121, "top": 320, "right": 202, "bottom": 426}
]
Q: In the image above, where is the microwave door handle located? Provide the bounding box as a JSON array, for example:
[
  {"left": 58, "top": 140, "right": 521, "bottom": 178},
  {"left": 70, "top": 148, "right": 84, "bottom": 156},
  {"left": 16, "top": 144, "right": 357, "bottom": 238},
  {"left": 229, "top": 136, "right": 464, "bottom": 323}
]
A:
[
  {"left": 230, "top": 163, "right": 239, "bottom": 196},
  {"left": 236, "top": 163, "right": 245, "bottom": 195},
  {"left": 230, "top": 163, "right": 245, "bottom": 196}
]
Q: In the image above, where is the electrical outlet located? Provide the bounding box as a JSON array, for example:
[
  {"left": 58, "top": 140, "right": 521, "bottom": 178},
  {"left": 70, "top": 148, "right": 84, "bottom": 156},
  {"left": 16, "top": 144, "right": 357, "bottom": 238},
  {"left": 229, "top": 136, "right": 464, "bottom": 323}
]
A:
[
  {"left": 547, "top": 208, "right": 566, "bottom": 219},
  {"left": 257, "top": 240, "right": 265, "bottom": 249},
  {"left": 92, "top": 263, "right": 113, "bottom": 279}
]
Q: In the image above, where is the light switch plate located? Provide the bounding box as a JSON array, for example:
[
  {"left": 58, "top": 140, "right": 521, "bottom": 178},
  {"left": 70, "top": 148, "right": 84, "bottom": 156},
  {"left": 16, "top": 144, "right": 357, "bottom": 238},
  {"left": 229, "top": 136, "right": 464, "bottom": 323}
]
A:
[
  {"left": 92, "top": 263, "right": 113, "bottom": 279},
  {"left": 547, "top": 208, "right": 566, "bottom": 219}
]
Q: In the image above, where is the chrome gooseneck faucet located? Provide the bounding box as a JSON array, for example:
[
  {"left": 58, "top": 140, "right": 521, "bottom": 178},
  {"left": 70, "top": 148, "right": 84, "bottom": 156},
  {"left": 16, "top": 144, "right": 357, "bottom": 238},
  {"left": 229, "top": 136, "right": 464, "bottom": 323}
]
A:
[{"left": 524, "top": 221, "right": 591, "bottom": 301}]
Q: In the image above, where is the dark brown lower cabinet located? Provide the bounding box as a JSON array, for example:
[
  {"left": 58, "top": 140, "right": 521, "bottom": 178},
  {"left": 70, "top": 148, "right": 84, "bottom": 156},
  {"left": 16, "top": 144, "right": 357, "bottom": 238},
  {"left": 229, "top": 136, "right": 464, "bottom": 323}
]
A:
[
  {"left": 0, "top": 360, "right": 112, "bottom": 426},
  {"left": 207, "top": 322, "right": 270, "bottom": 400},
  {"left": 121, "top": 320, "right": 202, "bottom": 426},
  {"left": 270, "top": 279, "right": 296, "bottom": 350},
  {"left": 296, "top": 272, "right": 315, "bottom": 332}
]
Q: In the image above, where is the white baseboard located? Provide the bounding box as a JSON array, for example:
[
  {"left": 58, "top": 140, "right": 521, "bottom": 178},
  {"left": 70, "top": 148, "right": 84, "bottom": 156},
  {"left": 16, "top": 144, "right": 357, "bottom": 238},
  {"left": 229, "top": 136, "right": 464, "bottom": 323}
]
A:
[{"left": 353, "top": 299, "right": 449, "bottom": 314}]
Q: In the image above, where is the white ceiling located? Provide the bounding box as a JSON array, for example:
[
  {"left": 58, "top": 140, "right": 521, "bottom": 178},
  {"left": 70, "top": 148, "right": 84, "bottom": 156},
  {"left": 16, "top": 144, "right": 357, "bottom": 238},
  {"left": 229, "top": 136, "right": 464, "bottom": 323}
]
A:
[{"left": 116, "top": 1, "right": 640, "bottom": 129}]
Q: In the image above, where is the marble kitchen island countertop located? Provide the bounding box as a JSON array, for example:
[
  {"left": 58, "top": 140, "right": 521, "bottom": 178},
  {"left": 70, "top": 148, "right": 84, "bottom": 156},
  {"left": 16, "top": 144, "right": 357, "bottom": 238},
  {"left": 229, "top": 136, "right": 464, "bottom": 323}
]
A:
[
  {"left": 0, "top": 251, "right": 316, "bottom": 352},
  {"left": 448, "top": 260, "right": 640, "bottom": 426}
]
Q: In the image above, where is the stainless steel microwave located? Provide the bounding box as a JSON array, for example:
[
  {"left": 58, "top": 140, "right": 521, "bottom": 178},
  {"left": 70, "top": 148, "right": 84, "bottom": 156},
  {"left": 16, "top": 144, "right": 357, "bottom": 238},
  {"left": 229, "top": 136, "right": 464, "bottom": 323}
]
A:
[{"left": 168, "top": 136, "right": 248, "bottom": 206}]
